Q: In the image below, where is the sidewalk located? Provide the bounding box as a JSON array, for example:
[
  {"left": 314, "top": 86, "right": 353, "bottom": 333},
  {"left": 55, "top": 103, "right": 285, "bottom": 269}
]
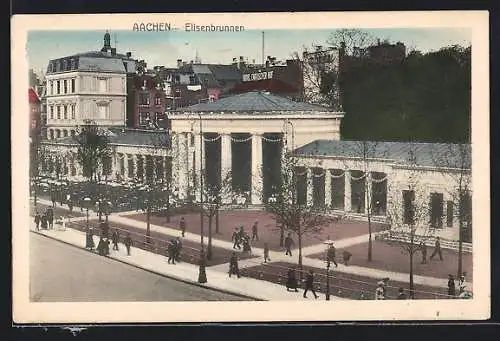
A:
[{"left": 29, "top": 222, "right": 349, "bottom": 301}]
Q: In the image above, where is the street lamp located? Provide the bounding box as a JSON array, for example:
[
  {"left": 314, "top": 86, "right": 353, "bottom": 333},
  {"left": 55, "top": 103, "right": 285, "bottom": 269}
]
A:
[
  {"left": 324, "top": 239, "right": 334, "bottom": 301},
  {"left": 198, "top": 113, "right": 207, "bottom": 284},
  {"left": 83, "top": 197, "right": 91, "bottom": 231}
]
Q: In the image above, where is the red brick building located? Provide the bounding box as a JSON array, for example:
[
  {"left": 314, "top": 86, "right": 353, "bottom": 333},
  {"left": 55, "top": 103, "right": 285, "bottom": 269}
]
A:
[
  {"left": 127, "top": 74, "right": 167, "bottom": 129},
  {"left": 29, "top": 87, "right": 41, "bottom": 139}
]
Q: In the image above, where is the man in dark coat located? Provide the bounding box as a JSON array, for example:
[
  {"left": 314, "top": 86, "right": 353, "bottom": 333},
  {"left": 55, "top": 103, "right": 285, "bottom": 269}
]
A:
[
  {"left": 232, "top": 227, "right": 241, "bottom": 249},
  {"left": 430, "top": 237, "right": 443, "bottom": 261},
  {"left": 251, "top": 221, "right": 259, "bottom": 241},
  {"left": 342, "top": 250, "right": 352, "bottom": 266},
  {"left": 179, "top": 217, "right": 186, "bottom": 237},
  {"left": 46, "top": 208, "right": 54, "bottom": 229},
  {"left": 286, "top": 268, "right": 298, "bottom": 292},
  {"left": 447, "top": 274, "right": 456, "bottom": 297},
  {"left": 86, "top": 228, "right": 95, "bottom": 250},
  {"left": 167, "top": 239, "right": 177, "bottom": 264},
  {"left": 41, "top": 214, "right": 47, "bottom": 229},
  {"left": 420, "top": 241, "right": 427, "bottom": 264},
  {"left": 111, "top": 230, "right": 120, "bottom": 251},
  {"left": 124, "top": 233, "right": 132, "bottom": 256},
  {"left": 303, "top": 270, "right": 318, "bottom": 299},
  {"left": 327, "top": 244, "right": 338, "bottom": 267},
  {"left": 34, "top": 213, "right": 41, "bottom": 230},
  {"left": 284, "top": 233, "right": 294, "bottom": 256},
  {"left": 228, "top": 252, "right": 240, "bottom": 278}
]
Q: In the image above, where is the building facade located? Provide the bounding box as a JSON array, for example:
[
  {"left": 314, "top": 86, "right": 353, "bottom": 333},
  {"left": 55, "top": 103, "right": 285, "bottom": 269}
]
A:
[
  {"left": 45, "top": 32, "right": 136, "bottom": 139},
  {"left": 29, "top": 88, "right": 41, "bottom": 140},
  {"left": 127, "top": 74, "right": 167, "bottom": 129}
]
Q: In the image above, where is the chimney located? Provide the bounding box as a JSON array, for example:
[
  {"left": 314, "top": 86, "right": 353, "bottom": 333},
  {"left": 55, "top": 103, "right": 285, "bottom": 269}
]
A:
[
  {"left": 126, "top": 52, "right": 132, "bottom": 58},
  {"left": 177, "top": 59, "right": 182, "bottom": 68}
]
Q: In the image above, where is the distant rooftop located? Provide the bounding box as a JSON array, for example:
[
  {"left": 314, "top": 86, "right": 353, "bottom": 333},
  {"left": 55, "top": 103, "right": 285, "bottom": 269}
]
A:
[
  {"left": 178, "top": 91, "right": 338, "bottom": 113},
  {"left": 294, "top": 140, "right": 471, "bottom": 169}
]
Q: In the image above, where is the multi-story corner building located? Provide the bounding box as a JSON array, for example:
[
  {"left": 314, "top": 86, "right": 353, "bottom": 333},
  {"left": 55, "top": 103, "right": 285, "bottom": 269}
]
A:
[
  {"left": 127, "top": 73, "right": 167, "bottom": 129},
  {"left": 28, "top": 87, "right": 41, "bottom": 140},
  {"left": 45, "top": 32, "right": 136, "bottom": 139}
]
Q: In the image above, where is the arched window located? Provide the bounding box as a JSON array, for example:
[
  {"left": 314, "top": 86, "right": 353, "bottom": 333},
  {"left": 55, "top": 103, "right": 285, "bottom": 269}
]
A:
[
  {"left": 56, "top": 129, "right": 61, "bottom": 139},
  {"left": 63, "top": 130, "right": 68, "bottom": 137},
  {"left": 49, "top": 129, "right": 54, "bottom": 140}
]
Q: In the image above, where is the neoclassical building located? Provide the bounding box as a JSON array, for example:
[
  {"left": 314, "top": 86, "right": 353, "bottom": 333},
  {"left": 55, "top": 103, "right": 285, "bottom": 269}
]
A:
[{"left": 45, "top": 32, "right": 136, "bottom": 140}]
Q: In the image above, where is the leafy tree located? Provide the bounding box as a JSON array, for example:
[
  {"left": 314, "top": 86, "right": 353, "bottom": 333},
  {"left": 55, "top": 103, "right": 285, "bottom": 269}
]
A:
[{"left": 73, "top": 121, "right": 111, "bottom": 183}]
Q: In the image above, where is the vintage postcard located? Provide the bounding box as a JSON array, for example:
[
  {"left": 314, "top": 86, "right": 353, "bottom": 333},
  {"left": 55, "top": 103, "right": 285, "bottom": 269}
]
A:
[{"left": 11, "top": 11, "right": 490, "bottom": 323}]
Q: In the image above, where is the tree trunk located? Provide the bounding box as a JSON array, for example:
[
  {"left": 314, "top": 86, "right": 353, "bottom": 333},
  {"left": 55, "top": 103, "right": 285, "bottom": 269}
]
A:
[
  {"left": 165, "top": 191, "right": 171, "bottom": 223},
  {"left": 215, "top": 209, "right": 220, "bottom": 234},
  {"left": 409, "top": 231, "right": 415, "bottom": 299},
  {"left": 367, "top": 213, "right": 373, "bottom": 262},
  {"left": 207, "top": 215, "right": 213, "bottom": 260},
  {"left": 279, "top": 225, "right": 284, "bottom": 247},
  {"left": 457, "top": 221, "right": 463, "bottom": 278},
  {"left": 298, "top": 230, "right": 303, "bottom": 281},
  {"left": 146, "top": 207, "right": 151, "bottom": 245}
]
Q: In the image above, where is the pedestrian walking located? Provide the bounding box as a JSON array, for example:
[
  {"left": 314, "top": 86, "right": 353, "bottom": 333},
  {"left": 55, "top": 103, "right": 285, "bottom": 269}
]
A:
[
  {"left": 68, "top": 201, "right": 73, "bottom": 214},
  {"left": 327, "top": 244, "right": 338, "bottom": 267},
  {"left": 447, "top": 274, "right": 456, "bottom": 297},
  {"left": 175, "top": 237, "right": 182, "bottom": 262},
  {"left": 284, "top": 233, "right": 294, "bottom": 256},
  {"left": 232, "top": 227, "right": 241, "bottom": 249},
  {"left": 86, "top": 228, "right": 95, "bottom": 250},
  {"left": 100, "top": 221, "right": 109, "bottom": 239},
  {"left": 97, "top": 237, "right": 106, "bottom": 256},
  {"left": 420, "top": 240, "right": 427, "bottom": 264},
  {"left": 397, "top": 288, "right": 406, "bottom": 299},
  {"left": 228, "top": 252, "right": 240, "bottom": 278},
  {"left": 34, "top": 213, "right": 41, "bottom": 230},
  {"left": 286, "top": 268, "right": 299, "bottom": 292},
  {"left": 179, "top": 217, "right": 186, "bottom": 237},
  {"left": 252, "top": 220, "right": 259, "bottom": 241},
  {"left": 167, "top": 239, "right": 177, "bottom": 264},
  {"left": 41, "top": 214, "right": 47, "bottom": 229},
  {"left": 263, "top": 242, "right": 271, "bottom": 263},
  {"left": 342, "top": 250, "right": 352, "bottom": 266},
  {"left": 46, "top": 208, "right": 54, "bottom": 229},
  {"left": 303, "top": 270, "right": 318, "bottom": 299},
  {"left": 375, "top": 282, "right": 386, "bottom": 300},
  {"left": 459, "top": 273, "right": 467, "bottom": 295},
  {"left": 430, "top": 237, "right": 444, "bottom": 261},
  {"left": 124, "top": 233, "right": 132, "bottom": 256},
  {"left": 111, "top": 230, "right": 120, "bottom": 251},
  {"left": 242, "top": 233, "right": 252, "bottom": 255}
]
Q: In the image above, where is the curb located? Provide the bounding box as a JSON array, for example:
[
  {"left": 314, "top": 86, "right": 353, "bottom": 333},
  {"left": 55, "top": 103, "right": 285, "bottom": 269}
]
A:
[{"left": 30, "top": 230, "right": 265, "bottom": 302}]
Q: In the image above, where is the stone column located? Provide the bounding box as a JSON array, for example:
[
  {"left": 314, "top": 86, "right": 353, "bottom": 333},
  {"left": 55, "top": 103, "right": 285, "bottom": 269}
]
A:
[
  {"left": 178, "top": 133, "right": 188, "bottom": 199},
  {"left": 133, "top": 154, "right": 138, "bottom": 180},
  {"left": 344, "top": 170, "right": 352, "bottom": 212},
  {"left": 324, "top": 169, "right": 332, "bottom": 209},
  {"left": 220, "top": 133, "right": 232, "bottom": 204},
  {"left": 365, "top": 172, "right": 372, "bottom": 215},
  {"left": 306, "top": 168, "right": 314, "bottom": 206},
  {"left": 251, "top": 133, "right": 263, "bottom": 205}
]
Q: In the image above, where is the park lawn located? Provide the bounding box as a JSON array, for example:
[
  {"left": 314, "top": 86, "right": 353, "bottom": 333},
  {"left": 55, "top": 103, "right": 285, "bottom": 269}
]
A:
[{"left": 307, "top": 239, "right": 473, "bottom": 281}]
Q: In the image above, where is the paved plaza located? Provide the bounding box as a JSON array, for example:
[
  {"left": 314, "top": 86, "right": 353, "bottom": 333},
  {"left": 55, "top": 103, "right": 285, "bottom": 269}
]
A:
[{"left": 30, "top": 197, "right": 473, "bottom": 300}]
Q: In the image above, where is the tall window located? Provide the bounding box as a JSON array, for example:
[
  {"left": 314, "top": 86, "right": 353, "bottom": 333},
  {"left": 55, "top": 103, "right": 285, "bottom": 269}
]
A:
[
  {"left": 71, "top": 79, "right": 75, "bottom": 93},
  {"left": 71, "top": 104, "right": 76, "bottom": 119},
  {"left": 63, "top": 80, "right": 67, "bottom": 93},
  {"left": 139, "top": 92, "right": 150, "bottom": 105},
  {"left": 56, "top": 80, "right": 61, "bottom": 94},
  {"left": 56, "top": 106, "right": 61, "bottom": 119},
  {"left": 402, "top": 190, "right": 415, "bottom": 225},
  {"left": 99, "top": 78, "right": 107, "bottom": 93},
  {"left": 50, "top": 81, "right": 54, "bottom": 95},
  {"left": 429, "top": 192, "right": 444, "bottom": 228},
  {"left": 446, "top": 201, "right": 454, "bottom": 227},
  {"left": 50, "top": 106, "right": 54, "bottom": 119},
  {"left": 154, "top": 94, "right": 161, "bottom": 105},
  {"left": 98, "top": 104, "right": 108, "bottom": 119},
  {"left": 63, "top": 105, "right": 68, "bottom": 119}
]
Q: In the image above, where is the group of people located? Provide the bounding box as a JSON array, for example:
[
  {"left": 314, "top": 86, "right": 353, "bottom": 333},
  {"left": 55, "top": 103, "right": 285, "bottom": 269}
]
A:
[
  {"left": 448, "top": 273, "right": 470, "bottom": 298},
  {"left": 231, "top": 225, "right": 255, "bottom": 254},
  {"left": 284, "top": 268, "right": 319, "bottom": 299},
  {"left": 419, "top": 237, "right": 445, "bottom": 264},
  {"left": 85, "top": 223, "right": 133, "bottom": 257},
  {"left": 34, "top": 207, "right": 54, "bottom": 230}
]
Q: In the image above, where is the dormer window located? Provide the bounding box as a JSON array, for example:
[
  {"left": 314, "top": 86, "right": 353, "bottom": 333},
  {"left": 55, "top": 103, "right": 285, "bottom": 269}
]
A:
[
  {"left": 56, "top": 61, "right": 60, "bottom": 72},
  {"left": 63, "top": 60, "right": 67, "bottom": 70},
  {"left": 70, "top": 58, "right": 76, "bottom": 70}
]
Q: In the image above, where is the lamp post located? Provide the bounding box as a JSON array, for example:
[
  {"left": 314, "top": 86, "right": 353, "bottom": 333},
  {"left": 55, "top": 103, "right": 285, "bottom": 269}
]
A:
[
  {"left": 324, "top": 239, "right": 334, "bottom": 301},
  {"left": 198, "top": 113, "right": 207, "bottom": 284}
]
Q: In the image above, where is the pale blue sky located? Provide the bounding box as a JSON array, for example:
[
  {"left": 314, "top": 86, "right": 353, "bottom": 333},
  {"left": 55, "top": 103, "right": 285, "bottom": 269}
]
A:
[{"left": 26, "top": 28, "right": 471, "bottom": 75}]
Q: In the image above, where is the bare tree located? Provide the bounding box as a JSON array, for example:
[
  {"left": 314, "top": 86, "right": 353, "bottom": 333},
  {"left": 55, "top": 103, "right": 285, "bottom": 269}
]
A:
[
  {"left": 431, "top": 143, "right": 472, "bottom": 278},
  {"left": 73, "top": 121, "right": 111, "bottom": 183},
  {"left": 341, "top": 141, "right": 389, "bottom": 262},
  {"left": 326, "top": 28, "right": 377, "bottom": 56},
  {"left": 265, "top": 154, "right": 335, "bottom": 277},
  {"left": 200, "top": 170, "right": 235, "bottom": 260},
  {"left": 385, "top": 144, "right": 435, "bottom": 298}
]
